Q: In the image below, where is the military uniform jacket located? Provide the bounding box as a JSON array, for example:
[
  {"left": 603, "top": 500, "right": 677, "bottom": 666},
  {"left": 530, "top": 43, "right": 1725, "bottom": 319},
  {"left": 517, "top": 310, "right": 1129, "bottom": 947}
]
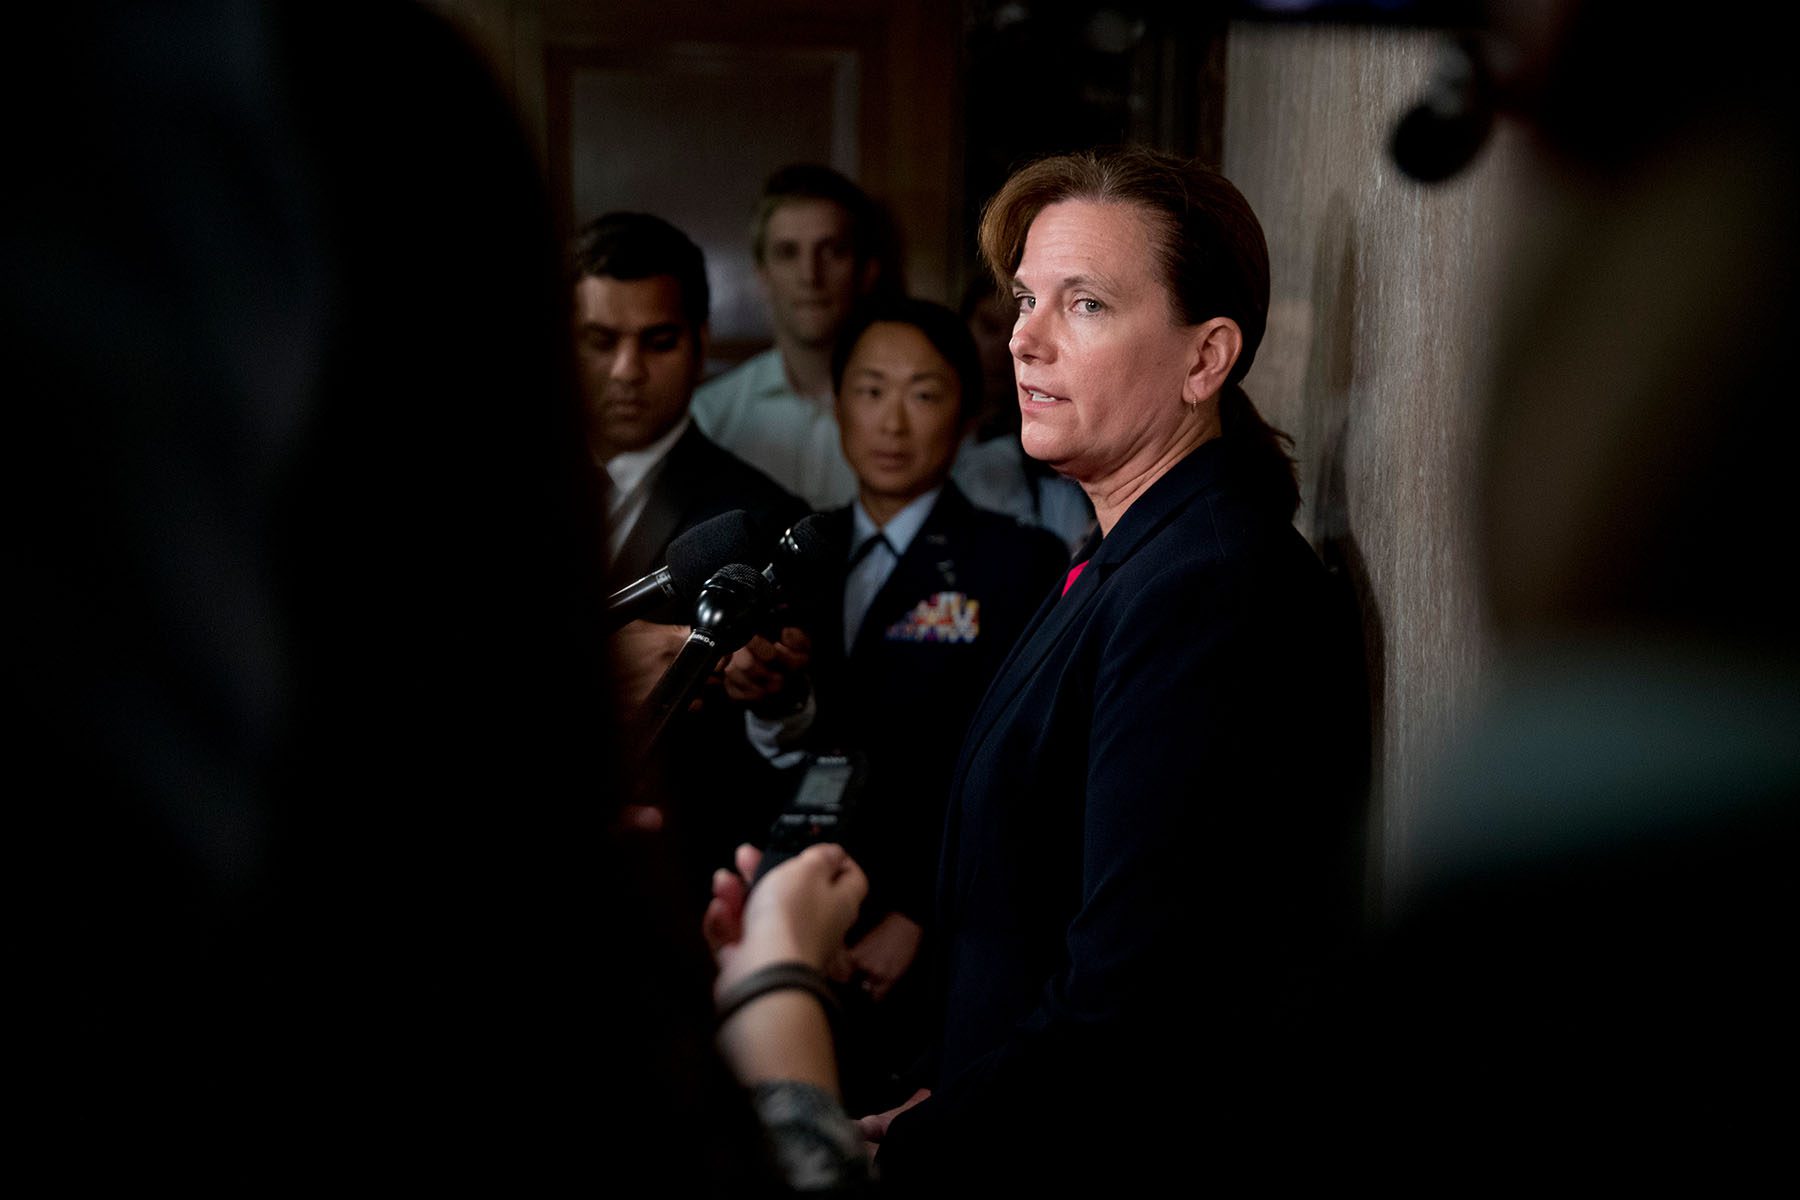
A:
[{"left": 800, "top": 484, "right": 1068, "bottom": 926}]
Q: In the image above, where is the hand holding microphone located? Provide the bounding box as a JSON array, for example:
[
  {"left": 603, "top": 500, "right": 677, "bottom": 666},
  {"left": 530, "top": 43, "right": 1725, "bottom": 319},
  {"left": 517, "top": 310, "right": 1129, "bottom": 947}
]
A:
[{"left": 627, "top": 514, "right": 836, "bottom": 757}]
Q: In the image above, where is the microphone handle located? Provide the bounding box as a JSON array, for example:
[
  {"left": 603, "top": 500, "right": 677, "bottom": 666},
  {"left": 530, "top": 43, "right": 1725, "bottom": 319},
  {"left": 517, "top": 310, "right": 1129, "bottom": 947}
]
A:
[
  {"left": 632, "top": 627, "right": 726, "bottom": 758},
  {"left": 604, "top": 566, "right": 675, "bottom": 632},
  {"left": 628, "top": 561, "right": 770, "bottom": 759}
]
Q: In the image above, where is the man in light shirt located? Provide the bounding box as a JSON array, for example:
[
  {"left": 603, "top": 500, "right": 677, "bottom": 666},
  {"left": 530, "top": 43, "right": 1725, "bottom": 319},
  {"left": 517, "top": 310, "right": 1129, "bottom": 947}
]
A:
[{"left": 690, "top": 164, "right": 885, "bottom": 511}]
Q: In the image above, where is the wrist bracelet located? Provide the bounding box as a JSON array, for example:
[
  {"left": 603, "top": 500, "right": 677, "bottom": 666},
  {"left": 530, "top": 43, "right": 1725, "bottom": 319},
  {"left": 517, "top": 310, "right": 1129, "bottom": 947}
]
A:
[{"left": 715, "top": 961, "right": 841, "bottom": 1034}]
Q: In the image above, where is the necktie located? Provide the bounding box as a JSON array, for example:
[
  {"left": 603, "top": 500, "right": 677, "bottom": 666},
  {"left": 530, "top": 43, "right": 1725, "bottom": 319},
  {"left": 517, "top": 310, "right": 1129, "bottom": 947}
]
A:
[
  {"left": 848, "top": 531, "right": 894, "bottom": 569},
  {"left": 844, "top": 532, "right": 897, "bottom": 653},
  {"left": 597, "top": 463, "right": 621, "bottom": 567}
]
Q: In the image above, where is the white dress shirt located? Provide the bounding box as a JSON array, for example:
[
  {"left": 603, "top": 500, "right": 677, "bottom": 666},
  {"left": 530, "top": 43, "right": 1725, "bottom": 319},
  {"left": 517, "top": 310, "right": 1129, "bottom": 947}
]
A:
[
  {"left": 599, "top": 415, "right": 691, "bottom": 567},
  {"left": 690, "top": 348, "right": 858, "bottom": 511}
]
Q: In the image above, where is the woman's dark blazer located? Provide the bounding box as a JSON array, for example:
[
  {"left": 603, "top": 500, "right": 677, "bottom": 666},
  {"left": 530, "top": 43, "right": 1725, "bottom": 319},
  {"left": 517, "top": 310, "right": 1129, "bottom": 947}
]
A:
[{"left": 879, "top": 436, "right": 1368, "bottom": 1186}]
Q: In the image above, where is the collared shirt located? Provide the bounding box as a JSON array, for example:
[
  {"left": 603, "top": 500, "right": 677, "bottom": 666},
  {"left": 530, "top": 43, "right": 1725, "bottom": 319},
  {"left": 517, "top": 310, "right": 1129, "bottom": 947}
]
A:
[
  {"left": 843, "top": 487, "right": 940, "bottom": 655},
  {"left": 599, "top": 415, "right": 691, "bottom": 567},
  {"left": 690, "top": 347, "right": 858, "bottom": 511}
]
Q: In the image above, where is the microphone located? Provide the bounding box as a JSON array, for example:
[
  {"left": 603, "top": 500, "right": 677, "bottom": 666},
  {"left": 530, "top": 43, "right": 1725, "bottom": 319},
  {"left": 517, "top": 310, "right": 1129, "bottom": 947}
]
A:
[
  {"left": 758, "top": 513, "right": 838, "bottom": 612},
  {"left": 633, "top": 563, "right": 774, "bottom": 757},
  {"left": 628, "top": 515, "right": 834, "bottom": 756},
  {"left": 605, "top": 510, "right": 771, "bottom": 631}
]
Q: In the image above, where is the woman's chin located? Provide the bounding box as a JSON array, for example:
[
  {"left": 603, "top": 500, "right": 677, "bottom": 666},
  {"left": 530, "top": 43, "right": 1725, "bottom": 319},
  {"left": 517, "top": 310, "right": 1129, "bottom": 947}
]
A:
[{"left": 1020, "top": 428, "right": 1076, "bottom": 473}]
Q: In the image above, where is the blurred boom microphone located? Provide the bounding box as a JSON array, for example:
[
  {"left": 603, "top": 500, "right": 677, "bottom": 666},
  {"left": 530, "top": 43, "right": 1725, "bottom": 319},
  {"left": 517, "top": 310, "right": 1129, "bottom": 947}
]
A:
[
  {"left": 1390, "top": 34, "right": 1496, "bottom": 184},
  {"left": 605, "top": 509, "right": 770, "bottom": 631}
]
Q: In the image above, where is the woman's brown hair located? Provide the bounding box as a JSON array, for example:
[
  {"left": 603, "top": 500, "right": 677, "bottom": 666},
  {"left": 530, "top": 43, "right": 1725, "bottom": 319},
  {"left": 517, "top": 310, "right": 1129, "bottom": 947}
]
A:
[{"left": 978, "top": 147, "right": 1298, "bottom": 516}]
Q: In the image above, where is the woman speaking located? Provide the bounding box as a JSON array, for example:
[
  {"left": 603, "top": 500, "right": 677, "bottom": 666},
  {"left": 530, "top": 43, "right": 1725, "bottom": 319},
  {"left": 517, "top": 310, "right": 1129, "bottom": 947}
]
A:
[{"left": 868, "top": 149, "right": 1367, "bottom": 1188}]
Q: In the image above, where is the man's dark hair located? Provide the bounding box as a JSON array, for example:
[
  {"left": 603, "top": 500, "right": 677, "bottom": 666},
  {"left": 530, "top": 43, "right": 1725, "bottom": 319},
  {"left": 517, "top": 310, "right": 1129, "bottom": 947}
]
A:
[
  {"left": 751, "top": 163, "right": 877, "bottom": 266},
  {"left": 831, "top": 296, "right": 985, "bottom": 421},
  {"left": 569, "top": 211, "right": 709, "bottom": 336}
]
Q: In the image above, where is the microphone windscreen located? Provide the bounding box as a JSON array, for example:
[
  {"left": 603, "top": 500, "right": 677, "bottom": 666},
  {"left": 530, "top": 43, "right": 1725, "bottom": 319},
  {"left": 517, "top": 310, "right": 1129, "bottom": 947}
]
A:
[
  {"left": 781, "top": 513, "right": 835, "bottom": 569},
  {"left": 665, "top": 510, "right": 772, "bottom": 601},
  {"left": 708, "top": 561, "right": 772, "bottom": 596},
  {"left": 701, "top": 562, "right": 776, "bottom": 621},
  {"left": 764, "top": 512, "right": 839, "bottom": 602}
]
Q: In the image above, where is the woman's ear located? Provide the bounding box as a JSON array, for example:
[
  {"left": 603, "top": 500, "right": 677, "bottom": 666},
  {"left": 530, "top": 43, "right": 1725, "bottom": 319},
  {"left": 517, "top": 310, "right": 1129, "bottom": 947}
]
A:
[{"left": 1184, "top": 317, "right": 1243, "bottom": 406}]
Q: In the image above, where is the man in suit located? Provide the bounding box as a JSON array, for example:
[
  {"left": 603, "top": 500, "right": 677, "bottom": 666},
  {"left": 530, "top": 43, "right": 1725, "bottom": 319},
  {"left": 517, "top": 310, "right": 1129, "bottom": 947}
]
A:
[
  {"left": 573, "top": 211, "right": 806, "bottom": 885},
  {"left": 573, "top": 211, "right": 804, "bottom": 603},
  {"left": 727, "top": 298, "right": 1068, "bottom": 1110}
]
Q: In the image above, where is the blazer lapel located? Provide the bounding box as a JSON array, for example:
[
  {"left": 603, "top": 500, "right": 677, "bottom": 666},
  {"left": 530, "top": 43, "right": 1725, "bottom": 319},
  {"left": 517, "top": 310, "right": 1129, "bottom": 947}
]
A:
[
  {"left": 943, "top": 441, "right": 1233, "bottom": 907},
  {"left": 609, "top": 426, "right": 702, "bottom": 587}
]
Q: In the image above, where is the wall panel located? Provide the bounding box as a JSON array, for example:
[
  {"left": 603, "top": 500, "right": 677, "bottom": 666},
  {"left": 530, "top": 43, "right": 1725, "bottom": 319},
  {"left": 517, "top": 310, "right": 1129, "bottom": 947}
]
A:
[{"left": 1224, "top": 23, "right": 1517, "bottom": 904}]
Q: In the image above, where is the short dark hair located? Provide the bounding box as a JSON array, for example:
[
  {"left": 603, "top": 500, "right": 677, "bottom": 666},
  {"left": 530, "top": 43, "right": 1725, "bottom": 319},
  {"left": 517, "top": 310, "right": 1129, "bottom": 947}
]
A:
[
  {"left": 978, "top": 146, "right": 1297, "bottom": 516},
  {"left": 569, "top": 211, "right": 709, "bottom": 335},
  {"left": 751, "top": 163, "right": 876, "bottom": 266},
  {"left": 831, "top": 296, "right": 984, "bottom": 421}
]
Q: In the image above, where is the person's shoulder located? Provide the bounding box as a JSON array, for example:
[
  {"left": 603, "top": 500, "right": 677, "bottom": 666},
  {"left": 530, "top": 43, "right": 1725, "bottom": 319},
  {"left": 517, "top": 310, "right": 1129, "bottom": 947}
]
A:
[
  {"left": 672, "top": 425, "right": 808, "bottom": 524},
  {"left": 1144, "top": 494, "right": 1316, "bottom": 568},
  {"left": 949, "top": 435, "right": 1016, "bottom": 480},
  {"left": 1110, "top": 504, "right": 1327, "bottom": 636},
  {"left": 945, "top": 490, "right": 1069, "bottom": 581},
  {"left": 692, "top": 348, "right": 783, "bottom": 408},
  {"left": 967, "top": 504, "right": 1068, "bottom": 560}
]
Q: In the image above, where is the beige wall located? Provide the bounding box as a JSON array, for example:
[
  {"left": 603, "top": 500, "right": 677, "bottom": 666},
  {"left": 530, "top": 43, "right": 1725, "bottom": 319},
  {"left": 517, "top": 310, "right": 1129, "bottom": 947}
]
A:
[
  {"left": 1224, "top": 24, "right": 1517, "bottom": 906},
  {"left": 424, "top": 0, "right": 960, "bottom": 307}
]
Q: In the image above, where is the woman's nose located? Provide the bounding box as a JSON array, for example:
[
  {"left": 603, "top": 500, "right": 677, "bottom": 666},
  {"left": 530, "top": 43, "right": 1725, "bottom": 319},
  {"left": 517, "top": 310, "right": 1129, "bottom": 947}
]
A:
[{"left": 1010, "top": 311, "right": 1046, "bottom": 363}]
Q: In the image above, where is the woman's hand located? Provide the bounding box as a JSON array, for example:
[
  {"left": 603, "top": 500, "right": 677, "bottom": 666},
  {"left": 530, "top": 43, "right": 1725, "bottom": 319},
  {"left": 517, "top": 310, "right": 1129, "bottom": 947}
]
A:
[
  {"left": 847, "top": 912, "right": 924, "bottom": 1003},
  {"left": 703, "top": 842, "right": 866, "bottom": 995}
]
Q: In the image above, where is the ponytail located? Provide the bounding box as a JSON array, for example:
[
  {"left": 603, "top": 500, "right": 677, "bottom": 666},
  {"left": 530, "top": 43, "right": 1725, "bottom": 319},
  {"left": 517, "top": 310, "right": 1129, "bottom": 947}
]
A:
[{"left": 1219, "top": 383, "right": 1300, "bottom": 519}]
